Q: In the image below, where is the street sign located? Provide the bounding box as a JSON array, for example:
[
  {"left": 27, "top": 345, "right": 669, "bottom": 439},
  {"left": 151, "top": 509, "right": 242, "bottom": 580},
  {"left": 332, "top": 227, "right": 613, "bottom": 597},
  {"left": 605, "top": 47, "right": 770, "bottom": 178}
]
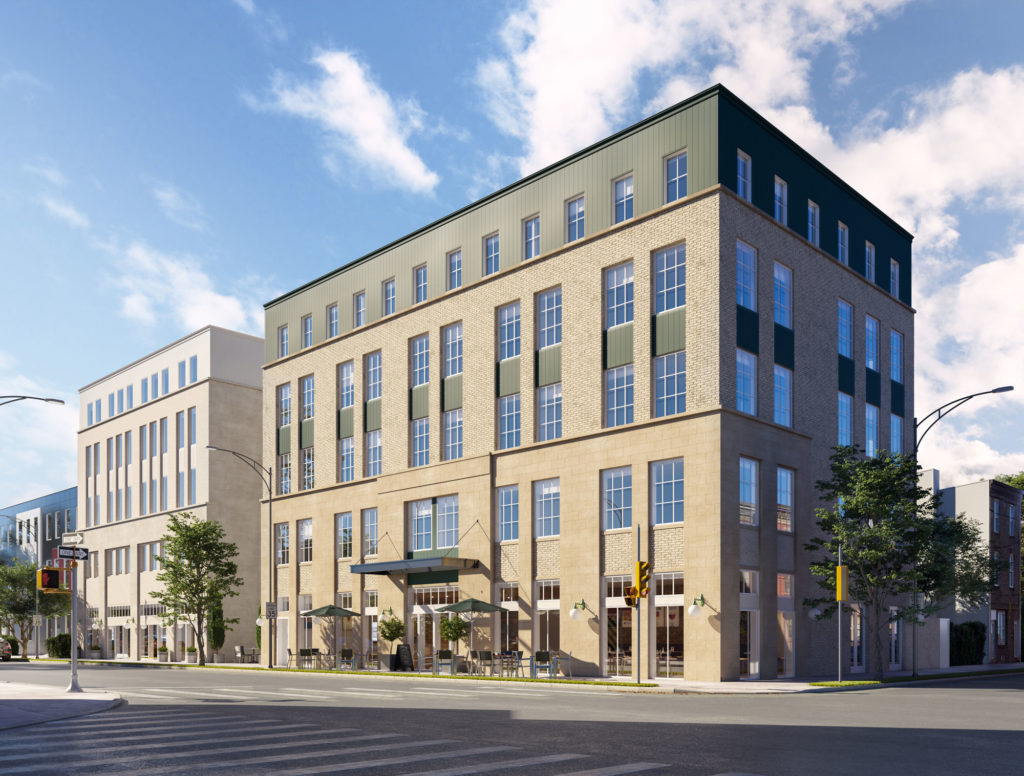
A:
[
  {"left": 265, "top": 602, "right": 277, "bottom": 619},
  {"left": 32, "top": 615, "right": 43, "bottom": 626},
  {"left": 58, "top": 545, "right": 89, "bottom": 560},
  {"left": 62, "top": 532, "right": 84, "bottom": 545},
  {"left": 74, "top": 547, "right": 88, "bottom": 561}
]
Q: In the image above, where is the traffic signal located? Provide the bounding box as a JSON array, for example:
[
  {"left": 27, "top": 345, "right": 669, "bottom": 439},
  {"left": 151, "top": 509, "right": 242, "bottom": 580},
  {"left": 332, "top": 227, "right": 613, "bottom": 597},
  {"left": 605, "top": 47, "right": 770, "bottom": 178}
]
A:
[
  {"left": 636, "top": 560, "right": 651, "bottom": 598},
  {"left": 37, "top": 567, "right": 61, "bottom": 592},
  {"left": 624, "top": 585, "right": 638, "bottom": 607}
]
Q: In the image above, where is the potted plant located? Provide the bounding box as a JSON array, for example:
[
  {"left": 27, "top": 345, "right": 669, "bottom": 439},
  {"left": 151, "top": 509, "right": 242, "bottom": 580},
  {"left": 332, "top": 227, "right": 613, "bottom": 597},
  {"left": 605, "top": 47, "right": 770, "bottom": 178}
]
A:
[
  {"left": 377, "top": 616, "right": 406, "bottom": 671},
  {"left": 439, "top": 616, "right": 471, "bottom": 672},
  {"left": 157, "top": 645, "right": 169, "bottom": 662},
  {"left": 87, "top": 644, "right": 102, "bottom": 659},
  {"left": 185, "top": 645, "right": 198, "bottom": 664}
]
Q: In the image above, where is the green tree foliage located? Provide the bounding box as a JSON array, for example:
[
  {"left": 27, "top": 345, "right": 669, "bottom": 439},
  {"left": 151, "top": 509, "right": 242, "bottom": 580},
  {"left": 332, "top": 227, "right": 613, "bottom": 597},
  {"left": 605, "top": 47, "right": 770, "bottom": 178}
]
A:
[
  {"left": 949, "top": 621, "right": 987, "bottom": 666},
  {"left": 995, "top": 471, "right": 1024, "bottom": 491},
  {"left": 153, "top": 512, "right": 242, "bottom": 666},
  {"left": 0, "top": 559, "right": 70, "bottom": 657},
  {"left": 806, "top": 447, "right": 991, "bottom": 679},
  {"left": 439, "top": 615, "right": 470, "bottom": 653},
  {"left": 377, "top": 616, "right": 405, "bottom": 661},
  {"left": 45, "top": 633, "right": 72, "bottom": 659}
]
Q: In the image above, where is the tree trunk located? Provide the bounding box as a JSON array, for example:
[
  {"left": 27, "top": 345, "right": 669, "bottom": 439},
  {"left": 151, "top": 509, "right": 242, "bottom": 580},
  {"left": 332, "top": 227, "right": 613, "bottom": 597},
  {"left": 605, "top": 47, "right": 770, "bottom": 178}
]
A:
[
  {"left": 870, "top": 602, "right": 886, "bottom": 681},
  {"left": 196, "top": 615, "right": 206, "bottom": 666}
]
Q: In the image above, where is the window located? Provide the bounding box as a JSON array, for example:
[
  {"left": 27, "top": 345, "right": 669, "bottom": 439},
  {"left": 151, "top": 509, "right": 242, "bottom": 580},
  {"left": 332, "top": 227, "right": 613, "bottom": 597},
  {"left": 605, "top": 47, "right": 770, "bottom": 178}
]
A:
[
  {"left": 838, "top": 300, "right": 853, "bottom": 358},
  {"left": 336, "top": 512, "right": 352, "bottom": 559},
  {"left": 414, "top": 264, "right": 428, "bottom": 303},
  {"left": 140, "top": 379, "right": 148, "bottom": 404},
  {"left": 890, "top": 414, "right": 903, "bottom": 455},
  {"left": 411, "top": 335, "right": 429, "bottom": 387},
  {"left": 178, "top": 361, "right": 186, "bottom": 388},
  {"left": 736, "top": 241, "right": 757, "bottom": 311},
  {"left": 665, "top": 151, "right": 687, "bottom": 203},
  {"left": 604, "top": 365, "right": 634, "bottom": 427},
  {"left": 737, "top": 150, "right": 751, "bottom": 201},
  {"left": 362, "top": 508, "right": 378, "bottom": 555},
  {"left": 651, "top": 458, "right": 684, "bottom": 525},
  {"left": 534, "top": 479, "right": 560, "bottom": 537},
  {"left": 277, "top": 383, "right": 291, "bottom": 427},
  {"left": 736, "top": 349, "right": 757, "bottom": 415},
  {"left": 890, "top": 259, "right": 900, "bottom": 297},
  {"left": 365, "top": 430, "right": 382, "bottom": 477},
  {"left": 891, "top": 330, "right": 903, "bottom": 384},
  {"left": 866, "top": 316, "right": 879, "bottom": 371},
  {"left": 188, "top": 407, "right": 196, "bottom": 445},
  {"left": 865, "top": 242, "right": 876, "bottom": 283},
  {"left": 807, "top": 201, "right": 820, "bottom": 246},
  {"left": 436, "top": 495, "right": 458, "bottom": 548},
  {"left": 523, "top": 216, "right": 540, "bottom": 260},
  {"left": 177, "top": 412, "right": 185, "bottom": 450},
  {"left": 338, "top": 436, "right": 354, "bottom": 482},
  {"left": 498, "top": 394, "right": 521, "bottom": 450},
  {"left": 298, "top": 518, "right": 312, "bottom": 563},
  {"left": 411, "top": 418, "right": 429, "bottom": 467},
  {"left": 366, "top": 352, "right": 382, "bottom": 401},
  {"left": 773, "top": 177, "right": 788, "bottom": 223},
  {"left": 997, "top": 610, "right": 1007, "bottom": 645},
  {"left": 654, "top": 244, "right": 685, "bottom": 313},
  {"left": 126, "top": 385, "right": 133, "bottom": 409},
  {"left": 443, "top": 409, "right": 463, "bottom": 460},
  {"left": 301, "top": 446, "right": 314, "bottom": 489},
  {"left": 499, "top": 302, "right": 521, "bottom": 361},
  {"left": 777, "top": 467, "right": 794, "bottom": 532},
  {"left": 497, "top": 485, "right": 519, "bottom": 542},
  {"left": 1010, "top": 504, "right": 1017, "bottom": 538},
  {"left": 537, "top": 287, "right": 562, "bottom": 348},
  {"left": 777, "top": 573, "right": 793, "bottom": 600},
  {"left": 993, "top": 552, "right": 1001, "bottom": 587},
  {"left": 773, "top": 262, "right": 792, "bottom": 328},
  {"left": 838, "top": 393, "right": 852, "bottom": 446},
  {"left": 353, "top": 292, "right": 366, "bottom": 327},
  {"left": 838, "top": 222, "right": 849, "bottom": 265},
  {"left": 383, "top": 279, "right": 396, "bottom": 316},
  {"left": 302, "top": 315, "right": 312, "bottom": 348},
  {"left": 566, "top": 196, "right": 584, "bottom": 242},
  {"left": 300, "top": 375, "right": 314, "bottom": 420},
  {"left": 444, "top": 322, "right": 463, "bottom": 377},
  {"left": 654, "top": 351, "right": 686, "bottom": 417},
  {"left": 537, "top": 383, "right": 562, "bottom": 441},
  {"left": 410, "top": 499, "right": 432, "bottom": 552},
  {"left": 484, "top": 234, "right": 500, "bottom": 275},
  {"left": 278, "top": 325, "right": 289, "bottom": 358},
  {"left": 774, "top": 365, "right": 792, "bottom": 427},
  {"left": 1010, "top": 555, "right": 1015, "bottom": 589},
  {"left": 338, "top": 362, "right": 354, "bottom": 409},
  {"left": 739, "top": 457, "right": 758, "bottom": 525},
  {"left": 161, "top": 368, "right": 169, "bottom": 394},
  {"left": 994, "top": 501, "right": 1001, "bottom": 535},
  {"left": 447, "top": 250, "right": 462, "bottom": 290},
  {"left": 411, "top": 496, "right": 459, "bottom": 550},
  {"left": 327, "top": 304, "right": 338, "bottom": 338},
  {"left": 866, "top": 404, "right": 879, "bottom": 458},
  {"left": 604, "top": 262, "right": 634, "bottom": 328},
  {"left": 602, "top": 467, "right": 632, "bottom": 530},
  {"left": 275, "top": 523, "right": 290, "bottom": 565},
  {"left": 613, "top": 175, "right": 633, "bottom": 223}
]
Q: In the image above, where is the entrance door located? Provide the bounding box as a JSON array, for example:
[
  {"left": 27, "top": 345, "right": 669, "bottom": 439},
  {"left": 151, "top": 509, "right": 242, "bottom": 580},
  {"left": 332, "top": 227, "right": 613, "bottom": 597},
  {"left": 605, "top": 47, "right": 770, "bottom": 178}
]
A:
[
  {"left": 655, "top": 605, "right": 683, "bottom": 677},
  {"left": 606, "top": 606, "right": 632, "bottom": 677},
  {"left": 276, "top": 617, "right": 289, "bottom": 667},
  {"left": 739, "top": 610, "right": 759, "bottom": 678},
  {"left": 776, "top": 611, "right": 794, "bottom": 678}
]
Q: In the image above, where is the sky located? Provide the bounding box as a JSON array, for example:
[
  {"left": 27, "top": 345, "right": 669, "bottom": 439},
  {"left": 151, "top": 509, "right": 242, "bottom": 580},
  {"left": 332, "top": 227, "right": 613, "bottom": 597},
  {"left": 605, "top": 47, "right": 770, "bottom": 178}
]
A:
[{"left": 2, "top": 0, "right": 1024, "bottom": 504}]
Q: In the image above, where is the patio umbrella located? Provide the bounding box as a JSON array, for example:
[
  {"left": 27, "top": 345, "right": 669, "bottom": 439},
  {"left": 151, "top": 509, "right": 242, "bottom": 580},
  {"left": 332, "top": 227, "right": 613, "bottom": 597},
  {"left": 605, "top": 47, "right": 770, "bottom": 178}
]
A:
[
  {"left": 300, "top": 605, "right": 360, "bottom": 660},
  {"left": 437, "top": 598, "right": 504, "bottom": 652}
]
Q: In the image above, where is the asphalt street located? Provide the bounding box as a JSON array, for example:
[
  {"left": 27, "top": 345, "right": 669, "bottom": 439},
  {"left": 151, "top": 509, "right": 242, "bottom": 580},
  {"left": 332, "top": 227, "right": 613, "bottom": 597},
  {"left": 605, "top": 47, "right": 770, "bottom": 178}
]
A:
[{"left": 3, "top": 663, "right": 1023, "bottom": 775}]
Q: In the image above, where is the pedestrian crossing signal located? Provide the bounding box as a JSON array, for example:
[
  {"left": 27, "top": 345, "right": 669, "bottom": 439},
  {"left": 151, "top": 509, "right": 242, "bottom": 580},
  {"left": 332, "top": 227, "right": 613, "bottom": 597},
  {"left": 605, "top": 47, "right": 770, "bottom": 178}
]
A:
[
  {"left": 624, "top": 585, "right": 638, "bottom": 607},
  {"left": 636, "top": 561, "right": 651, "bottom": 598},
  {"left": 37, "top": 567, "right": 62, "bottom": 592}
]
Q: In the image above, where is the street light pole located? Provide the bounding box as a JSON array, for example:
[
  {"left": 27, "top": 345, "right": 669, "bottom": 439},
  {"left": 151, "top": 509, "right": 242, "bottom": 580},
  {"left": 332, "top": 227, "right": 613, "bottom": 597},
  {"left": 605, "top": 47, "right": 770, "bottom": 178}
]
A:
[
  {"left": 0, "top": 395, "right": 65, "bottom": 407},
  {"left": 207, "top": 445, "right": 274, "bottom": 669}
]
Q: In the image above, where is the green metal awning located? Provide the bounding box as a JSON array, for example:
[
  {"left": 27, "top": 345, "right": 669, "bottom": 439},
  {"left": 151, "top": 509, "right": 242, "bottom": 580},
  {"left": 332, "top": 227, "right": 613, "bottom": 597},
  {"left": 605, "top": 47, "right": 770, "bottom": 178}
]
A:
[{"left": 350, "top": 556, "right": 477, "bottom": 576}]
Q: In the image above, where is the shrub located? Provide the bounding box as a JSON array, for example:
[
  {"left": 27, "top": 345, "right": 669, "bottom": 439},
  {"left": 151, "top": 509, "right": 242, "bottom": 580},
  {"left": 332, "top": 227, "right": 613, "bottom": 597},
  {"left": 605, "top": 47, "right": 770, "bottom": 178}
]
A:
[
  {"left": 45, "top": 633, "right": 72, "bottom": 659},
  {"left": 439, "top": 616, "right": 470, "bottom": 651},
  {"left": 950, "top": 621, "right": 986, "bottom": 666},
  {"left": 2, "top": 636, "right": 19, "bottom": 656},
  {"left": 186, "top": 645, "right": 198, "bottom": 653}
]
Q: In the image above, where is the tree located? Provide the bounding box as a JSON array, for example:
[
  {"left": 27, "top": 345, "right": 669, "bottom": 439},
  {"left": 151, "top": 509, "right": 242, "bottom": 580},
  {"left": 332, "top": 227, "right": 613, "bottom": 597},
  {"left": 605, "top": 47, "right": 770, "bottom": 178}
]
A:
[
  {"left": 995, "top": 471, "right": 1024, "bottom": 491},
  {"left": 377, "top": 616, "right": 405, "bottom": 667},
  {"left": 806, "top": 447, "right": 991, "bottom": 679},
  {"left": 153, "top": 512, "right": 242, "bottom": 666},
  {"left": 0, "top": 559, "right": 70, "bottom": 657},
  {"left": 439, "top": 615, "right": 470, "bottom": 654}
]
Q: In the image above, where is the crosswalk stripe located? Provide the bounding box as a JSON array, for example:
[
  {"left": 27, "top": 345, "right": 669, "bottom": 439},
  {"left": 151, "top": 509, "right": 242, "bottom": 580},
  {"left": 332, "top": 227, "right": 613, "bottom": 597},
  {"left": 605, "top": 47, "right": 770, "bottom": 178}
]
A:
[
  {"left": 271, "top": 745, "right": 518, "bottom": 776},
  {"left": 133, "top": 687, "right": 251, "bottom": 700},
  {"left": 401, "top": 753, "right": 584, "bottom": 775},
  {"left": 554, "top": 763, "right": 671, "bottom": 775},
  {"left": 0, "top": 714, "right": 259, "bottom": 742}
]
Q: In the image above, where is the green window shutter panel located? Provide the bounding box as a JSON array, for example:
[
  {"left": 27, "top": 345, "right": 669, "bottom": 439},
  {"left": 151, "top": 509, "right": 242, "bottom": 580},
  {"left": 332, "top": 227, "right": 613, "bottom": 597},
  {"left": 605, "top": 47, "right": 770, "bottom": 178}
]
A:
[
  {"left": 535, "top": 345, "right": 562, "bottom": 387},
  {"left": 277, "top": 426, "right": 291, "bottom": 456},
  {"left": 603, "top": 323, "right": 634, "bottom": 369},
  {"left": 442, "top": 375, "right": 463, "bottom": 411},
  {"left": 410, "top": 385, "right": 429, "bottom": 420},
  {"left": 299, "top": 418, "right": 315, "bottom": 449},
  {"left": 865, "top": 368, "right": 881, "bottom": 408},
  {"left": 736, "top": 305, "right": 759, "bottom": 355},
  {"left": 773, "top": 324, "right": 794, "bottom": 370},
  {"left": 890, "top": 380, "right": 905, "bottom": 417},
  {"left": 364, "top": 398, "right": 382, "bottom": 432},
  {"left": 337, "top": 407, "right": 354, "bottom": 439},
  {"left": 653, "top": 307, "right": 686, "bottom": 356},
  {"left": 838, "top": 356, "right": 855, "bottom": 396},
  {"left": 496, "top": 357, "right": 521, "bottom": 398}
]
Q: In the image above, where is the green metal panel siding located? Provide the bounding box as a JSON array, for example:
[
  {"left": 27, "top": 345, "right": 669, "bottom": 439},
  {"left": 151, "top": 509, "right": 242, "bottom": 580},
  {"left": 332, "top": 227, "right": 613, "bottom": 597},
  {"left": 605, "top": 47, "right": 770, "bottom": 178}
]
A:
[
  {"left": 497, "top": 358, "right": 521, "bottom": 397},
  {"left": 442, "top": 375, "right": 463, "bottom": 411},
  {"left": 364, "top": 399, "right": 382, "bottom": 432},
  {"left": 409, "top": 549, "right": 459, "bottom": 561},
  {"left": 409, "top": 385, "right": 429, "bottom": 420},
  {"left": 337, "top": 407, "right": 354, "bottom": 439},
  {"left": 736, "top": 305, "right": 759, "bottom": 355},
  {"left": 603, "top": 324, "right": 634, "bottom": 369},
  {"left": 865, "top": 369, "right": 881, "bottom": 408},
  {"left": 652, "top": 307, "right": 686, "bottom": 356},
  {"left": 299, "top": 418, "right": 314, "bottom": 449},
  {"left": 773, "top": 324, "right": 794, "bottom": 369},
  {"left": 276, "top": 426, "right": 291, "bottom": 456},
  {"left": 408, "top": 569, "right": 459, "bottom": 585},
  {"left": 838, "top": 356, "right": 856, "bottom": 396},
  {"left": 536, "top": 345, "right": 562, "bottom": 387}
]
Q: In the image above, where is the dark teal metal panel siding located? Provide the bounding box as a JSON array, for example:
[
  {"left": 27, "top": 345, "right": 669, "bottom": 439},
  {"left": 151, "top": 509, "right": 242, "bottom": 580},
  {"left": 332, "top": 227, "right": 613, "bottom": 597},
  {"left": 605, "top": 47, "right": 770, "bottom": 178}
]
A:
[
  {"left": 891, "top": 380, "right": 905, "bottom": 417},
  {"left": 774, "top": 324, "right": 794, "bottom": 369},
  {"left": 866, "top": 369, "right": 881, "bottom": 407},
  {"left": 838, "top": 356, "right": 855, "bottom": 395},
  {"left": 736, "top": 305, "right": 759, "bottom": 355}
]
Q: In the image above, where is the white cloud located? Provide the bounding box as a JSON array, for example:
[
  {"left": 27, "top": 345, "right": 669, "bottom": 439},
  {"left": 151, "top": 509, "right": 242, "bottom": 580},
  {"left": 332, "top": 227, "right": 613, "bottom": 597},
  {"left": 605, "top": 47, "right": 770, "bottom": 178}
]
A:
[
  {"left": 152, "top": 181, "right": 209, "bottom": 232},
  {"left": 24, "top": 161, "right": 66, "bottom": 187},
  {"left": 39, "top": 196, "right": 90, "bottom": 229},
  {"left": 231, "top": 0, "right": 287, "bottom": 44},
  {"left": 254, "top": 50, "right": 440, "bottom": 194},
  {"left": 232, "top": 0, "right": 255, "bottom": 13}
]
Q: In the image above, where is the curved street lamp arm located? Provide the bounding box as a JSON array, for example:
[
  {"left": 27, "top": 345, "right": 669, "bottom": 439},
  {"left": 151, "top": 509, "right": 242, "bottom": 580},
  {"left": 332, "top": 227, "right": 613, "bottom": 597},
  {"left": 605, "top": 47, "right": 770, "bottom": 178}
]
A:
[
  {"left": 0, "top": 395, "right": 65, "bottom": 407},
  {"left": 914, "top": 386, "right": 1014, "bottom": 454},
  {"left": 206, "top": 445, "right": 272, "bottom": 495}
]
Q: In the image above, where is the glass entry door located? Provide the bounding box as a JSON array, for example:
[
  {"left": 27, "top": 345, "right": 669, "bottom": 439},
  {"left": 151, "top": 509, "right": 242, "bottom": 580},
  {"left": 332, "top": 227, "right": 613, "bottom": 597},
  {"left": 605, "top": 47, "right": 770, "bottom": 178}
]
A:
[
  {"left": 655, "top": 605, "right": 684, "bottom": 677},
  {"left": 606, "top": 606, "right": 632, "bottom": 676}
]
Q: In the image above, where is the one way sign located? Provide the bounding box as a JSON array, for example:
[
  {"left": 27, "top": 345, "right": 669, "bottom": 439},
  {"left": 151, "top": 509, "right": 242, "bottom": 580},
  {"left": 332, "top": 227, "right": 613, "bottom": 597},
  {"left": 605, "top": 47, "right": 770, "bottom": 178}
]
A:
[{"left": 57, "top": 545, "right": 89, "bottom": 561}]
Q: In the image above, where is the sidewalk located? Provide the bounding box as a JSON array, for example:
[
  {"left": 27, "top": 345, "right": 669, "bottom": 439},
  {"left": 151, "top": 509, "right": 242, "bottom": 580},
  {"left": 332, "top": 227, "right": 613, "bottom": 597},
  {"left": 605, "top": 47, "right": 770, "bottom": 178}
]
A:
[{"left": 0, "top": 681, "right": 121, "bottom": 731}]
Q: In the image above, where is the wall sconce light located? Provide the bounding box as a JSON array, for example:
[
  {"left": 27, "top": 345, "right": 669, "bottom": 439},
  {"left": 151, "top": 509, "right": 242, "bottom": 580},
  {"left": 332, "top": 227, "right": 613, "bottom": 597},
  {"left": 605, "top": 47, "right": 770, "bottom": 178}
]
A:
[
  {"left": 381, "top": 607, "right": 394, "bottom": 618},
  {"left": 687, "top": 594, "right": 707, "bottom": 618},
  {"left": 569, "top": 600, "right": 586, "bottom": 620}
]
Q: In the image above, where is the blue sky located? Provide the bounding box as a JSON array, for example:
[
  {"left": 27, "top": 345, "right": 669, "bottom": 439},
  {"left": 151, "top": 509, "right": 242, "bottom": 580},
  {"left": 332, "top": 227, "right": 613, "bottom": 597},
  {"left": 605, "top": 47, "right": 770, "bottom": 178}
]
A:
[{"left": 2, "top": 0, "right": 1024, "bottom": 503}]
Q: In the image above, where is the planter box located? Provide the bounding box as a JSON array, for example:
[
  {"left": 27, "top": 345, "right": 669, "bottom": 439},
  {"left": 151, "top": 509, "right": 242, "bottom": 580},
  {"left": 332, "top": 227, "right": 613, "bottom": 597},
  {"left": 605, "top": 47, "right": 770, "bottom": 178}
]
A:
[
  {"left": 87, "top": 650, "right": 102, "bottom": 660},
  {"left": 158, "top": 652, "right": 169, "bottom": 662},
  {"left": 212, "top": 652, "right": 223, "bottom": 664},
  {"left": 185, "top": 652, "right": 198, "bottom": 663}
]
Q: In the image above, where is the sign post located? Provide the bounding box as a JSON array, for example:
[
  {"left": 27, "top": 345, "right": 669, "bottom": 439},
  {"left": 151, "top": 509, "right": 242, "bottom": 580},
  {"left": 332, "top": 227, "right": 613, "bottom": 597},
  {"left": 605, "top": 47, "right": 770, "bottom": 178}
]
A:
[
  {"left": 57, "top": 545, "right": 88, "bottom": 693},
  {"left": 836, "top": 545, "right": 847, "bottom": 685}
]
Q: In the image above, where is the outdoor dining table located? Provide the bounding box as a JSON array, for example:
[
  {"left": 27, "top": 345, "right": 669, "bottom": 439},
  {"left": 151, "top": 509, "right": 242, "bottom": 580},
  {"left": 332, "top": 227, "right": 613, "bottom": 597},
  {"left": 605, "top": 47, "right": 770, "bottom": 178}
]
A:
[{"left": 498, "top": 651, "right": 530, "bottom": 677}]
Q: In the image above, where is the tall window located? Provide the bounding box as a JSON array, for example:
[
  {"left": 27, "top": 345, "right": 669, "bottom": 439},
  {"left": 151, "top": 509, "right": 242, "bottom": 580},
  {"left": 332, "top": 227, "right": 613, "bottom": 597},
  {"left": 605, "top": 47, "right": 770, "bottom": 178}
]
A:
[
  {"left": 411, "top": 335, "right": 429, "bottom": 387},
  {"left": 602, "top": 467, "right": 632, "bottom": 530},
  {"left": 777, "top": 467, "right": 794, "bottom": 532},
  {"left": 774, "top": 365, "right": 792, "bottom": 427},
  {"left": 298, "top": 518, "right": 312, "bottom": 563},
  {"left": 300, "top": 375, "right": 314, "bottom": 420},
  {"left": 523, "top": 216, "right": 540, "bottom": 260},
  {"left": 411, "top": 500, "right": 432, "bottom": 551},
  {"left": 499, "top": 302, "right": 521, "bottom": 360},
  {"left": 484, "top": 234, "right": 500, "bottom": 275},
  {"left": 890, "top": 414, "right": 903, "bottom": 455},
  {"left": 327, "top": 304, "right": 338, "bottom": 338},
  {"left": 383, "top": 279, "right": 396, "bottom": 316},
  {"left": 665, "top": 151, "right": 687, "bottom": 203},
  {"left": 362, "top": 508, "right": 378, "bottom": 555},
  {"left": 537, "top": 288, "right": 562, "bottom": 348},
  {"left": 161, "top": 368, "right": 169, "bottom": 394},
  {"left": 604, "top": 365, "right": 634, "bottom": 427},
  {"left": 737, "top": 150, "right": 751, "bottom": 201},
  {"left": 838, "top": 300, "right": 853, "bottom": 358},
  {"left": 443, "top": 323, "right": 463, "bottom": 377},
  {"left": 866, "top": 316, "right": 879, "bottom": 370},
  {"left": 413, "top": 265, "right": 428, "bottom": 303},
  {"left": 336, "top": 512, "right": 352, "bottom": 559},
  {"left": 366, "top": 352, "right": 382, "bottom": 401},
  {"left": 838, "top": 393, "right": 852, "bottom": 446},
  {"left": 604, "top": 262, "right": 634, "bottom": 327},
  {"left": 498, "top": 394, "right": 521, "bottom": 450},
  {"left": 537, "top": 383, "right": 562, "bottom": 441},
  {"left": 443, "top": 408, "right": 463, "bottom": 460},
  {"left": 866, "top": 404, "right": 878, "bottom": 458},
  {"left": 737, "top": 349, "right": 757, "bottom": 415},
  {"left": 739, "top": 457, "right": 758, "bottom": 525},
  {"left": 837, "top": 222, "right": 849, "bottom": 265},
  {"left": 437, "top": 495, "right": 459, "bottom": 549},
  {"left": 613, "top": 175, "right": 633, "bottom": 223},
  {"left": 891, "top": 330, "right": 903, "bottom": 384},
  {"left": 654, "top": 351, "right": 685, "bottom": 417},
  {"left": 278, "top": 325, "right": 288, "bottom": 358},
  {"left": 865, "top": 242, "right": 876, "bottom": 283},
  {"left": 339, "top": 362, "right": 354, "bottom": 409},
  {"left": 354, "top": 292, "right": 366, "bottom": 327},
  {"left": 140, "top": 379, "right": 147, "bottom": 405},
  {"left": 365, "top": 430, "right": 382, "bottom": 477},
  {"left": 651, "top": 458, "right": 684, "bottom": 525},
  {"left": 275, "top": 523, "right": 289, "bottom": 565},
  {"left": 534, "top": 479, "right": 560, "bottom": 537},
  {"left": 189, "top": 355, "right": 198, "bottom": 383},
  {"left": 178, "top": 361, "right": 186, "bottom": 388},
  {"left": 566, "top": 196, "right": 584, "bottom": 242},
  {"left": 773, "top": 262, "right": 792, "bottom": 328},
  {"left": 736, "top": 241, "right": 757, "bottom": 310},
  {"left": 447, "top": 249, "right": 462, "bottom": 290},
  {"left": 890, "top": 259, "right": 900, "bottom": 297},
  {"left": 654, "top": 244, "right": 685, "bottom": 313},
  {"left": 774, "top": 176, "right": 788, "bottom": 223},
  {"left": 301, "top": 447, "right": 314, "bottom": 490},
  {"left": 338, "top": 437, "right": 354, "bottom": 482},
  {"left": 302, "top": 315, "right": 312, "bottom": 348},
  {"left": 807, "top": 201, "right": 820, "bottom": 246},
  {"left": 411, "top": 418, "right": 429, "bottom": 467},
  {"left": 497, "top": 485, "right": 519, "bottom": 542}
]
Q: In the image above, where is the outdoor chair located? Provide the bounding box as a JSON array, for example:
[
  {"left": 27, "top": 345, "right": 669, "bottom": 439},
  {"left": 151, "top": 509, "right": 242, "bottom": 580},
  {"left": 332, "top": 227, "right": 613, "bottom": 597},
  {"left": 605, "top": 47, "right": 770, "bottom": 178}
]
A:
[
  {"left": 435, "top": 649, "right": 456, "bottom": 675},
  {"left": 234, "top": 645, "right": 244, "bottom": 663},
  {"left": 468, "top": 650, "right": 480, "bottom": 674},
  {"left": 338, "top": 648, "right": 356, "bottom": 671},
  {"left": 477, "top": 650, "right": 496, "bottom": 676},
  {"left": 286, "top": 648, "right": 297, "bottom": 668},
  {"left": 534, "top": 650, "right": 554, "bottom": 678},
  {"left": 560, "top": 650, "right": 573, "bottom": 678}
]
